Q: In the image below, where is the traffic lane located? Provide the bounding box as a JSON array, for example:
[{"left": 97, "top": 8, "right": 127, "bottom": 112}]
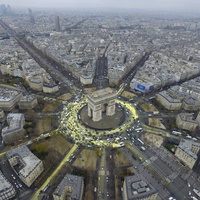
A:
[
  {"left": 16, "top": 40, "right": 79, "bottom": 91},
  {"left": 105, "top": 175, "right": 115, "bottom": 199},
  {"left": 99, "top": 149, "right": 107, "bottom": 200},
  {"left": 153, "top": 158, "right": 173, "bottom": 177},
  {"left": 98, "top": 149, "right": 115, "bottom": 200},
  {"left": 143, "top": 147, "right": 155, "bottom": 158},
  {"left": 136, "top": 160, "right": 170, "bottom": 199},
  {"left": 128, "top": 142, "right": 184, "bottom": 197},
  {"left": 124, "top": 139, "right": 189, "bottom": 199},
  {"left": 121, "top": 148, "right": 170, "bottom": 199},
  {"left": 0, "top": 159, "right": 28, "bottom": 194},
  {"left": 167, "top": 184, "right": 185, "bottom": 200},
  {"left": 170, "top": 176, "right": 193, "bottom": 200},
  {"left": 122, "top": 145, "right": 170, "bottom": 198},
  {"left": 105, "top": 151, "right": 115, "bottom": 199}
]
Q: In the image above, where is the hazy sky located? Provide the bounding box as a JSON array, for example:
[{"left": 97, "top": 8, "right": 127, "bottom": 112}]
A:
[{"left": 2, "top": 0, "right": 200, "bottom": 11}]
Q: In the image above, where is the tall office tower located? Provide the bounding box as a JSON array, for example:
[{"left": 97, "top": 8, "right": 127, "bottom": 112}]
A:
[
  {"left": 94, "top": 55, "right": 109, "bottom": 89},
  {"left": 55, "top": 16, "right": 61, "bottom": 32},
  {"left": 28, "top": 8, "right": 35, "bottom": 23}
]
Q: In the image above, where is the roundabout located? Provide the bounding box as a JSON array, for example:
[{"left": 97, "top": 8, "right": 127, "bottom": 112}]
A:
[{"left": 59, "top": 97, "right": 139, "bottom": 148}]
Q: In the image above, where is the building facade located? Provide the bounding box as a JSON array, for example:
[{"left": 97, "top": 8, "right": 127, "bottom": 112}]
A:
[
  {"left": 0, "top": 109, "right": 5, "bottom": 122},
  {"left": 80, "top": 75, "right": 93, "bottom": 85},
  {"left": 18, "top": 95, "right": 38, "bottom": 109},
  {"left": 1, "top": 113, "right": 26, "bottom": 145},
  {"left": 0, "top": 87, "right": 23, "bottom": 111},
  {"left": 176, "top": 113, "right": 198, "bottom": 132},
  {"left": 156, "top": 91, "right": 182, "bottom": 110},
  {"left": 43, "top": 82, "right": 59, "bottom": 93},
  {"left": 130, "top": 78, "right": 154, "bottom": 93},
  {"left": 175, "top": 139, "right": 200, "bottom": 169}
]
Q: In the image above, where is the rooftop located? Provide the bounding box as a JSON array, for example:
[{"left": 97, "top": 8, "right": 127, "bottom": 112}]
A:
[
  {"left": 2, "top": 113, "right": 24, "bottom": 136},
  {"left": 53, "top": 174, "right": 83, "bottom": 199},
  {"left": 0, "top": 171, "right": 14, "bottom": 193},
  {"left": 178, "top": 139, "right": 200, "bottom": 159},
  {"left": 158, "top": 90, "right": 182, "bottom": 103},
  {"left": 6, "top": 145, "right": 42, "bottom": 178},
  {"left": 124, "top": 174, "right": 157, "bottom": 199},
  {"left": 0, "top": 86, "right": 22, "bottom": 103}
]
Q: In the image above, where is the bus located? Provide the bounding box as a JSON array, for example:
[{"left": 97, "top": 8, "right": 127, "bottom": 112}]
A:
[
  {"left": 193, "top": 189, "right": 200, "bottom": 198},
  {"left": 137, "top": 138, "right": 144, "bottom": 145},
  {"left": 140, "top": 146, "right": 146, "bottom": 151},
  {"left": 135, "top": 128, "right": 143, "bottom": 131},
  {"left": 192, "top": 138, "right": 198, "bottom": 141},
  {"left": 43, "top": 184, "right": 50, "bottom": 192},
  {"left": 172, "top": 131, "right": 182, "bottom": 136}
]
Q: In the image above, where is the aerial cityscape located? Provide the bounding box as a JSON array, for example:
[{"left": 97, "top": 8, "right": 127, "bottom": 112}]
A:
[{"left": 1, "top": 1, "right": 200, "bottom": 200}]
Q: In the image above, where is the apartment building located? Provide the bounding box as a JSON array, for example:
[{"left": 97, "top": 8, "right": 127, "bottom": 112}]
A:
[
  {"left": 175, "top": 139, "right": 200, "bottom": 169},
  {"left": 6, "top": 145, "right": 44, "bottom": 187}
]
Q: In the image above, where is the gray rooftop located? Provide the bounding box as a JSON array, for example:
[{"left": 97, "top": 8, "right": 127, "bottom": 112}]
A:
[
  {"left": 19, "top": 95, "right": 37, "bottom": 103},
  {"left": 53, "top": 174, "right": 84, "bottom": 199},
  {"left": 158, "top": 90, "right": 182, "bottom": 103},
  {"left": 6, "top": 145, "right": 42, "bottom": 178},
  {"left": 0, "top": 86, "right": 22, "bottom": 103},
  {"left": 2, "top": 113, "right": 24, "bottom": 136},
  {"left": 0, "top": 171, "right": 15, "bottom": 194},
  {"left": 124, "top": 174, "right": 157, "bottom": 200},
  {"left": 178, "top": 139, "right": 200, "bottom": 159}
]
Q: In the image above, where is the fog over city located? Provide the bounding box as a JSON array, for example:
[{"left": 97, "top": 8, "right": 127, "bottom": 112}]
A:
[{"left": 1, "top": 0, "right": 200, "bottom": 12}]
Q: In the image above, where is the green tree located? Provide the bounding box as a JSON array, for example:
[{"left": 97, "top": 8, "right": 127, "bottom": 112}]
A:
[{"left": 30, "top": 143, "right": 48, "bottom": 160}]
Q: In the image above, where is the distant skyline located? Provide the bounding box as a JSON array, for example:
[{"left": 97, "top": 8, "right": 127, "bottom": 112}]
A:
[{"left": 2, "top": 0, "right": 200, "bottom": 12}]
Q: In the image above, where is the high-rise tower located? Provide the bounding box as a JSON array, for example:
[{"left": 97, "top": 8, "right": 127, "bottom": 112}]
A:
[
  {"left": 28, "top": 8, "right": 35, "bottom": 23},
  {"left": 55, "top": 16, "right": 61, "bottom": 32}
]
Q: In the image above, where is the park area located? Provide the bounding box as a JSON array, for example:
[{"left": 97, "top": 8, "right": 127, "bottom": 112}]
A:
[
  {"left": 73, "top": 149, "right": 97, "bottom": 171},
  {"left": 114, "top": 149, "right": 131, "bottom": 167},
  {"left": 121, "top": 90, "right": 136, "bottom": 99},
  {"left": 144, "top": 133, "right": 164, "bottom": 148},
  {"left": 140, "top": 102, "right": 158, "bottom": 112},
  {"left": 29, "top": 134, "right": 73, "bottom": 187},
  {"left": 148, "top": 118, "right": 166, "bottom": 129},
  {"left": 58, "top": 93, "right": 72, "bottom": 101}
]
